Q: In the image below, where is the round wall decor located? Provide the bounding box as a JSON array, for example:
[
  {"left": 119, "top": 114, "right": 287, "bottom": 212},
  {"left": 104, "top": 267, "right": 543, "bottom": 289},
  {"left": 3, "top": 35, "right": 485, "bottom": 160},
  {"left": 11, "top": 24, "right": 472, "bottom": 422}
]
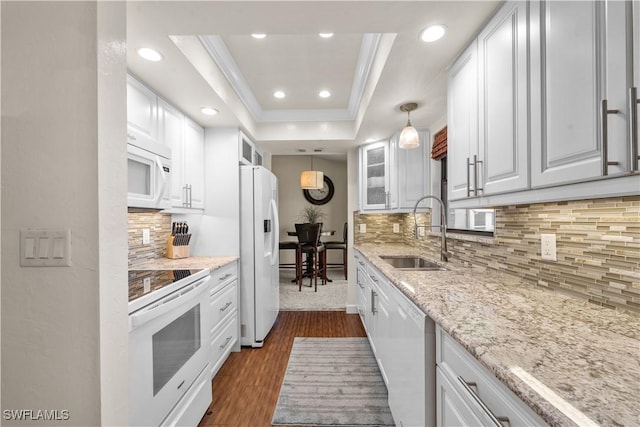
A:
[{"left": 303, "top": 175, "right": 334, "bottom": 205}]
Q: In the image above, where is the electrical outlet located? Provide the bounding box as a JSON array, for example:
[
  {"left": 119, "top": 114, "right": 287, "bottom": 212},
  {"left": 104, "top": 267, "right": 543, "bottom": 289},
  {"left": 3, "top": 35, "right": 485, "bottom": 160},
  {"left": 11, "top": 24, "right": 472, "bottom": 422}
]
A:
[
  {"left": 393, "top": 223, "right": 400, "bottom": 233},
  {"left": 143, "top": 277, "right": 151, "bottom": 293},
  {"left": 541, "top": 234, "right": 557, "bottom": 261},
  {"left": 418, "top": 227, "right": 425, "bottom": 237},
  {"left": 359, "top": 224, "right": 367, "bottom": 234},
  {"left": 142, "top": 228, "right": 150, "bottom": 245}
]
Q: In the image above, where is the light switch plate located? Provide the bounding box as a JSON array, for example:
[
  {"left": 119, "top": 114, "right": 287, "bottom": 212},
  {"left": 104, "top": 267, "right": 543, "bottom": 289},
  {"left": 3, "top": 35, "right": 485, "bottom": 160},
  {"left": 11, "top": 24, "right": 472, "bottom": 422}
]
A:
[
  {"left": 393, "top": 223, "right": 400, "bottom": 233},
  {"left": 142, "top": 228, "right": 150, "bottom": 245},
  {"left": 541, "top": 233, "right": 557, "bottom": 261},
  {"left": 20, "top": 228, "right": 71, "bottom": 267},
  {"left": 359, "top": 224, "right": 366, "bottom": 234}
]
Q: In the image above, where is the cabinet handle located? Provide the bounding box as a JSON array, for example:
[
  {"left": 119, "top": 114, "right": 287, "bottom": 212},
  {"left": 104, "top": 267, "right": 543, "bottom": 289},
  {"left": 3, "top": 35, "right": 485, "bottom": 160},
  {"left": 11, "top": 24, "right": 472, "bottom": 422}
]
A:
[
  {"left": 601, "top": 99, "right": 621, "bottom": 176},
  {"left": 183, "top": 185, "right": 189, "bottom": 207},
  {"left": 219, "top": 336, "right": 233, "bottom": 350},
  {"left": 127, "top": 133, "right": 136, "bottom": 141},
  {"left": 358, "top": 261, "right": 365, "bottom": 266},
  {"left": 371, "top": 290, "right": 378, "bottom": 315},
  {"left": 218, "top": 273, "right": 233, "bottom": 282},
  {"left": 220, "top": 301, "right": 233, "bottom": 312},
  {"left": 457, "top": 376, "right": 510, "bottom": 427},
  {"left": 629, "top": 87, "right": 639, "bottom": 172},
  {"left": 385, "top": 191, "right": 390, "bottom": 209},
  {"left": 369, "top": 274, "right": 378, "bottom": 283},
  {"left": 473, "top": 154, "right": 483, "bottom": 195},
  {"left": 466, "top": 157, "right": 472, "bottom": 197}
]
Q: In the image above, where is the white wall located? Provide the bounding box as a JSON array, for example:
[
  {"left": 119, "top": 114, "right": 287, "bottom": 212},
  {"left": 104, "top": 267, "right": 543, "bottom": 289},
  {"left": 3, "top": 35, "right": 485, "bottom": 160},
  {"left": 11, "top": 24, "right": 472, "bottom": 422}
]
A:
[
  {"left": 346, "top": 148, "right": 360, "bottom": 311},
  {"left": 271, "top": 155, "right": 347, "bottom": 265},
  {"left": 1, "top": 2, "right": 128, "bottom": 425}
]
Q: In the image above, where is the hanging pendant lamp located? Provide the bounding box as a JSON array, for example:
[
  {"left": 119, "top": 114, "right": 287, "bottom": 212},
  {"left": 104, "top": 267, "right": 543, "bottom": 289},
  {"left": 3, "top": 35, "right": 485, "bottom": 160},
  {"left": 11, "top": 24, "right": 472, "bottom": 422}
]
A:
[
  {"left": 300, "top": 155, "right": 324, "bottom": 189},
  {"left": 398, "top": 102, "right": 420, "bottom": 149}
]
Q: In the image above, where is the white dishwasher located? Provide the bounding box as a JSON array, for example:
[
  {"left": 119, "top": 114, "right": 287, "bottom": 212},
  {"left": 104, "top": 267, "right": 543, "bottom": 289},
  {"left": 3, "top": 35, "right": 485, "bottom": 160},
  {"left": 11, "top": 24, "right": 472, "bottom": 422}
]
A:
[{"left": 388, "top": 288, "right": 436, "bottom": 427}]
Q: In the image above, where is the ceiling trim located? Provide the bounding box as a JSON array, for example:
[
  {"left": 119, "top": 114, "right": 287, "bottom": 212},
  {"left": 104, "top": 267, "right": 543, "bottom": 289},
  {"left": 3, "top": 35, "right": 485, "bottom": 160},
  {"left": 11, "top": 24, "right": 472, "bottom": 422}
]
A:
[{"left": 199, "top": 33, "right": 384, "bottom": 123}]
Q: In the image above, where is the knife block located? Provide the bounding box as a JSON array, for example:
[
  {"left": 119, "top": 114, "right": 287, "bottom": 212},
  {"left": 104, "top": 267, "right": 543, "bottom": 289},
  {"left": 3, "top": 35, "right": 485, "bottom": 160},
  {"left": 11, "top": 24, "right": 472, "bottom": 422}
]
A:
[{"left": 166, "top": 236, "right": 189, "bottom": 259}]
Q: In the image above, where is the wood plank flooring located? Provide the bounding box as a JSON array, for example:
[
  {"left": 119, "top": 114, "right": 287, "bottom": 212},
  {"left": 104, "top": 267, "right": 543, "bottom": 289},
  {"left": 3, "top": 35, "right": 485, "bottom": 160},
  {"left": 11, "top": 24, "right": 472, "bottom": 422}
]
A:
[{"left": 198, "top": 311, "right": 366, "bottom": 427}]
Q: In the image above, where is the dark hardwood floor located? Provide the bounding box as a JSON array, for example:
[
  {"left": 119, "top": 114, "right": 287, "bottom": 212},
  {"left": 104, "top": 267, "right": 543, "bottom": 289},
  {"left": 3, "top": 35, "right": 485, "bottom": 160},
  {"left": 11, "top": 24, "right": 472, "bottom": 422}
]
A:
[{"left": 198, "top": 311, "right": 366, "bottom": 427}]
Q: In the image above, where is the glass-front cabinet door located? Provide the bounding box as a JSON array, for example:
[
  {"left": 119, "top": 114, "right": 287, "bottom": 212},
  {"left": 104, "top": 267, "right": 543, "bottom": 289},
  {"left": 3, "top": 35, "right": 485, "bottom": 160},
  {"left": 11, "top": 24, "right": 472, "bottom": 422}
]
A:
[{"left": 360, "top": 141, "right": 390, "bottom": 210}]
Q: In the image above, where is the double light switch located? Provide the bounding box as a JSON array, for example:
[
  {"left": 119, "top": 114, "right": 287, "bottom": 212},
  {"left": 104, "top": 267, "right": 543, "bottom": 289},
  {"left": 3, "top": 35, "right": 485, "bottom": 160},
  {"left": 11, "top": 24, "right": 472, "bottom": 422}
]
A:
[{"left": 21, "top": 228, "right": 71, "bottom": 267}]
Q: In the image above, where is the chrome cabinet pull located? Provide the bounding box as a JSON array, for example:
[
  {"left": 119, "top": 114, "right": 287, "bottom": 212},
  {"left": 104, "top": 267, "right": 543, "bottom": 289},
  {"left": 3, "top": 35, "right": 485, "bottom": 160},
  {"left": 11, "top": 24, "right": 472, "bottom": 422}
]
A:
[
  {"left": 218, "top": 273, "right": 233, "bottom": 282},
  {"left": 220, "top": 301, "right": 233, "bottom": 312},
  {"left": 219, "top": 336, "right": 233, "bottom": 350},
  {"left": 369, "top": 274, "right": 378, "bottom": 283},
  {"left": 371, "top": 290, "right": 378, "bottom": 315},
  {"left": 630, "top": 87, "right": 639, "bottom": 172},
  {"left": 183, "top": 185, "right": 189, "bottom": 207},
  {"left": 474, "top": 154, "right": 484, "bottom": 194},
  {"left": 602, "top": 99, "right": 621, "bottom": 176},
  {"left": 466, "top": 157, "right": 472, "bottom": 197},
  {"left": 457, "top": 376, "right": 510, "bottom": 427}
]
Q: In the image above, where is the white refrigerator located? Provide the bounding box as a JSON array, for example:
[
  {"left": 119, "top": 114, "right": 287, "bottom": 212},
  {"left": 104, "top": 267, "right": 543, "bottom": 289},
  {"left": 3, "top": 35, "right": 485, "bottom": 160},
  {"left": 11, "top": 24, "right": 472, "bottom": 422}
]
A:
[{"left": 239, "top": 165, "right": 280, "bottom": 347}]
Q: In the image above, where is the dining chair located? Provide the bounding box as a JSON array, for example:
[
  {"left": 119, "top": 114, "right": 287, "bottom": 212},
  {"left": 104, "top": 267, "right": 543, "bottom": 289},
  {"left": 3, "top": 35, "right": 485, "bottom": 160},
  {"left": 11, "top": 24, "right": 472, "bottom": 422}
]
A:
[
  {"left": 324, "top": 222, "right": 348, "bottom": 279},
  {"left": 294, "top": 223, "right": 326, "bottom": 292}
]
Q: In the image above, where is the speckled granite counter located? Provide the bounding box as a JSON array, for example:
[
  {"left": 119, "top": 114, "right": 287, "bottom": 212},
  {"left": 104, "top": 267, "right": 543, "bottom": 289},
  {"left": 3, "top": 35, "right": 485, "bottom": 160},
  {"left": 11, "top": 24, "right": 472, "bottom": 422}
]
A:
[
  {"left": 355, "top": 243, "right": 639, "bottom": 427},
  {"left": 130, "top": 256, "right": 238, "bottom": 272}
]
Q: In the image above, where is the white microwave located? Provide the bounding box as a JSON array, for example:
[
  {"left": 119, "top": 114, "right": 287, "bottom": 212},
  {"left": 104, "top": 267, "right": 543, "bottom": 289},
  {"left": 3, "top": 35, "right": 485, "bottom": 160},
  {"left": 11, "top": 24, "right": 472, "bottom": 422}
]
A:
[{"left": 127, "top": 139, "right": 172, "bottom": 209}]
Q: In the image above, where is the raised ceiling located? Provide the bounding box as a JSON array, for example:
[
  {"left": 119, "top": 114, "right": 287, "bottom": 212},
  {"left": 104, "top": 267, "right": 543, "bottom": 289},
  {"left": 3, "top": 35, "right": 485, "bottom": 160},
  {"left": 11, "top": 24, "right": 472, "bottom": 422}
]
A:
[{"left": 127, "top": 1, "right": 501, "bottom": 155}]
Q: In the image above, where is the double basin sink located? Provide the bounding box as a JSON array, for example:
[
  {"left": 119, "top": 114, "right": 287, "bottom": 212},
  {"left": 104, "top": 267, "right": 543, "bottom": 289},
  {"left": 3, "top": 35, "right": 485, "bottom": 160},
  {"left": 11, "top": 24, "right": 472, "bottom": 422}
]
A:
[{"left": 380, "top": 255, "right": 447, "bottom": 271}]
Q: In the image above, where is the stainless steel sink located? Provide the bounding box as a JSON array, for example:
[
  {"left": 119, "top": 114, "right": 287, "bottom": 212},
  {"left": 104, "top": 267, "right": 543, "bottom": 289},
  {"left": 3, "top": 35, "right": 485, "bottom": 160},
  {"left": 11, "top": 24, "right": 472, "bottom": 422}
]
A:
[{"left": 379, "top": 255, "right": 447, "bottom": 271}]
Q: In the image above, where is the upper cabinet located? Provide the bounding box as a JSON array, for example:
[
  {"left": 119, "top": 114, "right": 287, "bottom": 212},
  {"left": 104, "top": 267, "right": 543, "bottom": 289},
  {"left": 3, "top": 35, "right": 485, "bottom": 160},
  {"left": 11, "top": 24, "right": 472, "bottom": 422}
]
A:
[
  {"left": 239, "top": 133, "right": 263, "bottom": 166},
  {"left": 158, "top": 98, "right": 205, "bottom": 210},
  {"left": 447, "top": 41, "right": 479, "bottom": 201},
  {"left": 530, "top": 0, "right": 637, "bottom": 185},
  {"left": 359, "top": 131, "right": 430, "bottom": 212},
  {"left": 128, "top": 75, "right": 205, "bottom": 210},
  {"left": 448, "top": 0, "right": 640, "bottom": 208},
  {"left": 127, "top": 75, "right": 158, "bottom": 146},
  {"left": 478, "top": 1, "right": 529, "bottom": 195}
]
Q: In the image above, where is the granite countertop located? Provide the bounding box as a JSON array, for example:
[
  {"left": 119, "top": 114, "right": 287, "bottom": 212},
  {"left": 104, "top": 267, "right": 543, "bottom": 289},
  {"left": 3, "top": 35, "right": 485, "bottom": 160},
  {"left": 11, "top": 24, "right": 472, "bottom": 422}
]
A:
[
  {"left": 354, "top": 243, "right": 639, "bottom": 427},
  {"left": 130, "top": 255, "right": 238, "bottom": 272}
]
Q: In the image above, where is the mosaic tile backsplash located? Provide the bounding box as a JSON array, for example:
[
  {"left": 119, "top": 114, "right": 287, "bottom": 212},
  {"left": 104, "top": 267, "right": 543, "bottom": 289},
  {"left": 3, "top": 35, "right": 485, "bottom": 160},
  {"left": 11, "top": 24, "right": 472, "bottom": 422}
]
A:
[
  {"left": 355, "top": 196, "right": 640, "bottom": 312},
  {"left": 128, "top": 208, "right": 172, "bottom": 268}
]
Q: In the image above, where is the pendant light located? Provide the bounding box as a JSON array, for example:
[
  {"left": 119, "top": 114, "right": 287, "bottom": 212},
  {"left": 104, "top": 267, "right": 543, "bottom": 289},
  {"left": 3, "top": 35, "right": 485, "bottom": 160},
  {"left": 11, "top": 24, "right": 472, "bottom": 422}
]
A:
[
  {"left": 398, "top": 102, "right": 420, "bottom": 149},
  {"left": 300, "top": 155, "right": 324, "bottom": 189}
]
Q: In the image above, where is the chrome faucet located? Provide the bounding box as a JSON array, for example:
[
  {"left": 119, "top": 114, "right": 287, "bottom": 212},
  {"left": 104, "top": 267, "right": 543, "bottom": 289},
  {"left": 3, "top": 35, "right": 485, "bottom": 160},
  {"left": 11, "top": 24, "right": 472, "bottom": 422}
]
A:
[{"left": 413, "top": 195, "right": 448, "bottom": 262}]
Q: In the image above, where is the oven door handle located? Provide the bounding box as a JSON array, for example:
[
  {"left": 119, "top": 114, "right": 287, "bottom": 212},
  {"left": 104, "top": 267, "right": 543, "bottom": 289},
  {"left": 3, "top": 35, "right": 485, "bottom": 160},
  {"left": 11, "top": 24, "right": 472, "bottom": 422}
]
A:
[{"left": 130, "top": 276, "right": 210, "bottom": 329}]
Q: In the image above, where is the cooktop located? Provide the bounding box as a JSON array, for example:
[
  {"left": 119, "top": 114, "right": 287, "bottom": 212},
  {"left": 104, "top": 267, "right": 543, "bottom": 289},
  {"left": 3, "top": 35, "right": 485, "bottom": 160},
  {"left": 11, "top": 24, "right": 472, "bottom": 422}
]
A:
[{"left": 128, "top": 269, "right": 203, "bottom": 304}]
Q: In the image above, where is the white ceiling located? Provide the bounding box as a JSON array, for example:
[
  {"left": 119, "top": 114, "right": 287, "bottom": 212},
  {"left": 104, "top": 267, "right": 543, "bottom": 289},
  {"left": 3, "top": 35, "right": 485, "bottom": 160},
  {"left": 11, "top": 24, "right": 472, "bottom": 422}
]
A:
[{"left": 127, "top": 1, "right": 501, "bottom": 156}]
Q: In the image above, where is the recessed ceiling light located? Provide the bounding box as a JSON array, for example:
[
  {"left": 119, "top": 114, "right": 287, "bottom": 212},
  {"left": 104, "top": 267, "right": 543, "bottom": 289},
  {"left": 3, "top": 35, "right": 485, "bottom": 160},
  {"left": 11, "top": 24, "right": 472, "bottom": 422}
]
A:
[
  {"left": 251, "top": 33, "right": 267, "bottom": 39},
  {"left": 318, "top": 90, "right": 331, "bottom": 98},
  {"left": 319, "top": 33, "right": 334, "bottom": 38},
  {"left": 201, "top": 107, "right": 219, "bottom": 116},
  {"left": 420, "top": 25, "right": 447, "bottom": 42},
  {"left": 137, "top": 47, "right": 163, "bottom": 62},
  {"left": 274, "top": 90, "right": 286, "bottom": 99}
]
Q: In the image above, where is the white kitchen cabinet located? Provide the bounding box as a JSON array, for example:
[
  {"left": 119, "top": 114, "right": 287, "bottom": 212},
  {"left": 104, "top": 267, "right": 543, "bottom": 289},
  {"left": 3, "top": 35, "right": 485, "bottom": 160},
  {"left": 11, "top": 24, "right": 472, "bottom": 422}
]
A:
[
  {"left": 239, "top": 132, "right": 263, "bottom": 166},
  {"left": 160, "top": 96, "right": 205, "bottom": 210},
  {"left": 530, "top": 0, "right": 638, "bottom": 186},
  {"left": 209, "top": 261, "right": 239, "bottom": 379},
  {"left": 359, "top": 131, "right": 430, "bottom": 211},
  {"left": 436, "top": 325, "right": 547, "bottom": 426},
  {"left": 355, "top": 250, "right": 434, "bottom": 427},
  {"left": 127, "top": 74, "right": 158, "bottom": 146},
  {"left": 447, "top": 40, "right": 479, "bottom": 201},
  {"left": 360, "top": 141, "right": 391, "bottom": 210},
  {"left": 436, "top": 366, "right": 484, "bottom": 427},
  {"left": 478, "top": 0, "right": 529, "bottom": 195},
  {"left": 183, "top": 118, "right": 205, "bottom": 209}
]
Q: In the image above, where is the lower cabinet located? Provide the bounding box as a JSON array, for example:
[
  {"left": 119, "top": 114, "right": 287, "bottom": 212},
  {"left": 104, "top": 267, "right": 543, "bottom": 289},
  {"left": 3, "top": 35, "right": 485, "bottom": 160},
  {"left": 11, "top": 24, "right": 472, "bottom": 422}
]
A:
[
  {"left": 436, "top": 325, "right": 547, "bottom": 426},
  {"left": 355, "top": 250, "right": 432, "bottom": 426},
  {"left": 209, "top": 261, "right": 239, "bottom": 379}
]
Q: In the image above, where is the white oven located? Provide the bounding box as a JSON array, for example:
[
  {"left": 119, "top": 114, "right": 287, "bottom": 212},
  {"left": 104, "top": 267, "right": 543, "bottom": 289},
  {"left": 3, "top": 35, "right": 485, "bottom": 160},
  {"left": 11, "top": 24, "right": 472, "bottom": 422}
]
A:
[
  {"left": 129, "top": 269, "right": 212, "bottom": 427},
  {"left": 127, "top": 138, "right": 172, "bottom": 209}
]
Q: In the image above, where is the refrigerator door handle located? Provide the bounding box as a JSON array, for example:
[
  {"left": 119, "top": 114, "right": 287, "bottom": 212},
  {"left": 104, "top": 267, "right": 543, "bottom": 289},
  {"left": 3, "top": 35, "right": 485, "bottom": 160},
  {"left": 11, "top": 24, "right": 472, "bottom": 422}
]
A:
[{"left": 270, "top": 199, "right": 279, "bottom": 266}]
